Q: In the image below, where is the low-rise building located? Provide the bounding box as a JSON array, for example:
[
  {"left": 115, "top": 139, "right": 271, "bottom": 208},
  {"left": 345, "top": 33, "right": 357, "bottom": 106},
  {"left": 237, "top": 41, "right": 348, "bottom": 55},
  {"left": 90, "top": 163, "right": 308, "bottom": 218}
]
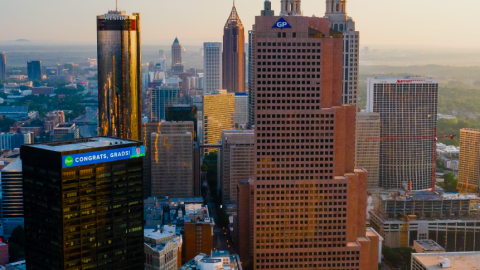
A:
[
  {"left": 183, "top": 204, "right": 215, "bottom": 263},
  {"left": 44, "top": 110, "right": 65, "bottom": 132},
  {"left": 0, "top": 106, "right": 28, "bottom": 121},
  {"left": 178, "top": 251, "right": 242, "bottom": 270},
  {"left": 411, "top": 251, "right": 480, "bottom": 270},
  {"left": 145, "top": 228, "right": 180, "bottom": 270},
  {"left": 51, "top": 123, "right": 79, "bottom": 141},
  {"left": 31, "top": 87, "right": 54, "bottom": 95},
  {"left": 370, "top": 189, "right": 480, "bottom": 251},
  {"left": 144, "top": 198, "right": 214, "bottom": 264},
  {"left": 0, "top": 241, "right": 8, "bottom": 266},
  {"left": 413, "top": 239, "right": 445, "bottom": 253}
]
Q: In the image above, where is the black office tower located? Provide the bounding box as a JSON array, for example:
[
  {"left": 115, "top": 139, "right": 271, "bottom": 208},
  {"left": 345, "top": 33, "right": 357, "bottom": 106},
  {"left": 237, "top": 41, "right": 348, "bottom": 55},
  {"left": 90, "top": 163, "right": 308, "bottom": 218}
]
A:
[
  {"left": 27, "top": 61, "right": 42, "bottom": 81},
  {"left": 21, "top": 137, "right": 145, "bottom": 270}
]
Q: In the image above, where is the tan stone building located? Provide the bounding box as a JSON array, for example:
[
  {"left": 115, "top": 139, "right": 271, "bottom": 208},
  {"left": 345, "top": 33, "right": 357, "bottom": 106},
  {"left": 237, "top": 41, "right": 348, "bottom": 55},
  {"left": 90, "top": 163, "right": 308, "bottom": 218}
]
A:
[
  {"left": 219, "top": 129, "right": 255, "bottom": 206},
  {"left": 458, "top": 128, "right": 480, "bottom": 192},
  {"left": 355, "top": 113, "right": 380, "bottom": 189},
  {"left": 144, "top": 229, "right": 180, "bottom": 270}
]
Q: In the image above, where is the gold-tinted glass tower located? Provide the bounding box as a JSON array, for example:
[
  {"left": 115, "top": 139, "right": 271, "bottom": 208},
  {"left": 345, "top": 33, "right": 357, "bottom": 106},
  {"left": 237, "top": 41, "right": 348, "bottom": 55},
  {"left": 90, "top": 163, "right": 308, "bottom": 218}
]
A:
[
  {"left": 97, "top": 10, "right": 142, "bottom": 140},
  {"left": 458, "top": 128, "right": 480, "bottom": 193}
]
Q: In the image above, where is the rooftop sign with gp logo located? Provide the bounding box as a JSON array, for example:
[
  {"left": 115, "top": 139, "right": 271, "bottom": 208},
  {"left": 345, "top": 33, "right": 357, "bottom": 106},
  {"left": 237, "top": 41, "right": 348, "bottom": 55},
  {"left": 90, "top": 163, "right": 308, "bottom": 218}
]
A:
[
  {"left": 62, "top": 146, "right": 145, "bottom": 168},
  {"left": 272, "top": 18, "right": 292, "bottom": 29}
]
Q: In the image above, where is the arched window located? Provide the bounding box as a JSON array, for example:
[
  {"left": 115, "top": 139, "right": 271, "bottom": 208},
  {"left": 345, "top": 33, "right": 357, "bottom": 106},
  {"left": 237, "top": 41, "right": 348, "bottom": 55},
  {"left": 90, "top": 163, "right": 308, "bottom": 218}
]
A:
[
  {"left": 341, "top": 3, "right": 344, "bottom": 12},
  {"left": 334, "top": 24, "right": 338, "bottom": 31},
  {"left": 291, "top": 3, "right": 294, "bottom": 11},
  {"left": 339, "top": 24, "right": 344, "bottom": 32},
  {"left": 336, "top": 3, "right": 339, "bottom": 11},
  {"left": 295, "top": 0, "right": 299, "bottom": 11},
  {"left": 331, "top": 1, "right": 334, "bottom": 12}
]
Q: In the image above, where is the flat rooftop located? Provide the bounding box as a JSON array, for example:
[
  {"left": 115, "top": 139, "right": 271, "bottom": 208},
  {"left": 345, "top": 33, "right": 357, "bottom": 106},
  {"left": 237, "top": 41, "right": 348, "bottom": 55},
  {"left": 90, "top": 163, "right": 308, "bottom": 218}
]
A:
[
  {"left": 380, "top": 190, "right": 480, "bottom": 202},
  {"left": 144, "top": 229, "right": 174, "bottom": 240},
  {"left": 26, "top": 137, "right": 139, "bottom": 152},
  {"left": 1, "top": 158, "right": 22, "bottom": 172},
  {"left": 414, "top": 240, "right": 445, "bottom": 252},
  {"left": 413, "top": 252, "right": 480, "bottom": 269}
]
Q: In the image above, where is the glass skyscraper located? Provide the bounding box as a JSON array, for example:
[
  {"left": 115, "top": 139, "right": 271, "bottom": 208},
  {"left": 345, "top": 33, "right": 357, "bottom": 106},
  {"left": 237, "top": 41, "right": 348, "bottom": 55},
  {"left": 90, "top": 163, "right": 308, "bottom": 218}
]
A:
[
  {"left": 27, "top": 61, "right": 42, "bottom": 81},
  {"left": 0, "top": 52, "right": 6, "bottom": 80},
  {"left": 97, "top": 10, "right": 142, "bottom": 140}
]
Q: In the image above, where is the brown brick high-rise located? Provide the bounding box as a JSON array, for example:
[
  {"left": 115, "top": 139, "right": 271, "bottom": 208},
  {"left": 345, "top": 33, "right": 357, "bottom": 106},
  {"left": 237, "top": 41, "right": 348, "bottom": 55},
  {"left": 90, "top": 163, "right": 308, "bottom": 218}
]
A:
[{"left": 244, "top": 3, "right": 379, "bottom": 269}]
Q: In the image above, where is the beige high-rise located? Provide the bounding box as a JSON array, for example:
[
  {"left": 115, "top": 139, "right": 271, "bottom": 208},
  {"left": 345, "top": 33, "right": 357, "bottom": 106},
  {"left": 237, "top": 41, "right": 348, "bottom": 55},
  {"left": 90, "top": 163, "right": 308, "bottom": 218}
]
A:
[
  {"left": 202, "top": 91, "right": 235, "bottom": 152},
  {"left": 355, "top": 113, "right": 380, "bottom": 189},
  {"left": 219, "top": 130, "right": 255, "bottom": 205},
  {"left": 143, "top": 121, "right": 195, "bottom": 198},
  {"left": 458, "top": 128, "right": 480, "bottom": 192}
]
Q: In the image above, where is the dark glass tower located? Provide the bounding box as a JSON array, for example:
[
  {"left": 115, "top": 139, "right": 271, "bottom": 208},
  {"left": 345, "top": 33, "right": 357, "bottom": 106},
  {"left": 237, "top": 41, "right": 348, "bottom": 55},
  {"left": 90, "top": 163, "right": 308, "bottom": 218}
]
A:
[
  {"left": 27, "top": 61, "right": 42, "bottom": 81},
  {"left": 222, "top": 3, "right": 245, "bottom": 93},
  {"left": 0, "top": 52, "right": 6, "bottom": 80},
  {"left": 21, "top": 137, "right": 145, "bottom": 270},
  {"left": 97, "top": 10, "right": 142, "bottom": 140}
]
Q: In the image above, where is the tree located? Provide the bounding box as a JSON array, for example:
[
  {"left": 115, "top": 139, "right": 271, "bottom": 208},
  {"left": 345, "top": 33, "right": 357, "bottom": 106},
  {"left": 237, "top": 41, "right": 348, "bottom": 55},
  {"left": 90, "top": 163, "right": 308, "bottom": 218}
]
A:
[
  {"left": 0, "top": 118, "right": 16, "bottom": 132},
  {"left": 8, "top": 225, "right": 25, "bottom": 262},
  {"left": 9, "top": 226, "right": 25, "bottom": 249},
  {"left": 8, "top": 242, "right": 23, "bottom": 262},
  {"left": 439, "top": 173, "right": 458, "bottom": 192}
]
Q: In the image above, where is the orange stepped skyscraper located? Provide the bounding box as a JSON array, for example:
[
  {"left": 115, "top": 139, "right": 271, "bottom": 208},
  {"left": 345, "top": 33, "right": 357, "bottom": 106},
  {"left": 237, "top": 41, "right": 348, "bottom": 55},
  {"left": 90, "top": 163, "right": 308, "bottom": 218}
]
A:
[
  {"left": 236, "top": 0, "right": 380, "bottom": 269},
  {"left": 223, "top": 2, "right": 246, "bottom": 93}
]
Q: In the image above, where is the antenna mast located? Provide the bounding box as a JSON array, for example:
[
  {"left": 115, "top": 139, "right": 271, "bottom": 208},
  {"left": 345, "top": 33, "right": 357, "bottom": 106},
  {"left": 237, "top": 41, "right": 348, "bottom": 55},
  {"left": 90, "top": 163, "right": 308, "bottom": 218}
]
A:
[{"left": 116, "top": 0, "right": 118, "bottom": 11}]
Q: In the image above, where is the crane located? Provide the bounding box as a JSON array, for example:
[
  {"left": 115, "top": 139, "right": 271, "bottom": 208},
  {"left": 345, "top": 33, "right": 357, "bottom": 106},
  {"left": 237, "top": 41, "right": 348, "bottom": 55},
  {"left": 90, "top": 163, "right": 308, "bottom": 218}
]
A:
[{"left": 365, "top": 128, "right": 456, "bottom": 192}]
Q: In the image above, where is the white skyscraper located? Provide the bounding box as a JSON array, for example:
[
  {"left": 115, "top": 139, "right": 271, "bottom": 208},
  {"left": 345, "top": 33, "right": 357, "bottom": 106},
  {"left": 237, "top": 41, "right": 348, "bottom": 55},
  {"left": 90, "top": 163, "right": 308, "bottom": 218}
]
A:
[
  {"left": 325, "top": 0, "right": 359, "bottom": 104},
  {"left": 366, "top": 77, "right": 439, "bottom": 190},
  {"left": 203, "top": 42, "right": 222, "bottom": 94}
]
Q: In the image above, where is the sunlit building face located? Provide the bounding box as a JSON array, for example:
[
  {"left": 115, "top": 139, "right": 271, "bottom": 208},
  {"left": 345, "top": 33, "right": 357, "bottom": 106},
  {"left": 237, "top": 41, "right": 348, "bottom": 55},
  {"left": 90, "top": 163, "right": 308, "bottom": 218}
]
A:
[{"left": 97, "top": 10, "right": 142, "bottom": 140}]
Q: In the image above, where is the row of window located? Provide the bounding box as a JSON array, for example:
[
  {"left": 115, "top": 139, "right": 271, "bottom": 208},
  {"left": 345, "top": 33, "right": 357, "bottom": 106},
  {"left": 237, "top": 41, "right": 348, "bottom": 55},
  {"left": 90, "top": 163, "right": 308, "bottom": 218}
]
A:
[{"left": 258, "top": 42, "right": 321, "bottom": 47}]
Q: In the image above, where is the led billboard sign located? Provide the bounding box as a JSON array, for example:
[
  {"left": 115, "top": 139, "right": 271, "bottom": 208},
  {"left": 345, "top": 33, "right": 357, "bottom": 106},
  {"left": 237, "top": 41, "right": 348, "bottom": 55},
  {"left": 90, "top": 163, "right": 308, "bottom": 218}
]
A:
[{"left": 62, "top": 146, "right": 145, "bottom": 168}]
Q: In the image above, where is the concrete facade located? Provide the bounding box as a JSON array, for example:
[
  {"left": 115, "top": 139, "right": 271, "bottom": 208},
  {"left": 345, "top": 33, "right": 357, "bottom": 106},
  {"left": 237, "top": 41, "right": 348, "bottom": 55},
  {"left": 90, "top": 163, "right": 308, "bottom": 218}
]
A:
[
  {"left": 355, "top": 113, "right": 380, "bottom": 189},
  {"left": 219, "top": 130, "right": 255, "bottom": 206},
  {"left": 203, "top": 43, "right": 222, "bottom": 94},
  {"left": 366, "top": 77, "right": 439, "bottom": 190},
  {"left": 144, "top": 229, "right": 179, "bottom": 270},
  {"left": 142, "top": 122, "right": 195, "bottom": 198},
  {"left": 325, "top": 0, "right": 359, "bottom": 104}
]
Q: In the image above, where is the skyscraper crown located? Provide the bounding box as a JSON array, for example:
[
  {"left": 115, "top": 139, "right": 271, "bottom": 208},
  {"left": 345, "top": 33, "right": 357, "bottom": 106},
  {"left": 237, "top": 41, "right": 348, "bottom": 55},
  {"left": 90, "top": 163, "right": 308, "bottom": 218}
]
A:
[
  {"left": 173, "top": 37, "right": 180, "bottom": 44},
  {"left": 225, "top": 4, "right": 243, "bottom": 28}
]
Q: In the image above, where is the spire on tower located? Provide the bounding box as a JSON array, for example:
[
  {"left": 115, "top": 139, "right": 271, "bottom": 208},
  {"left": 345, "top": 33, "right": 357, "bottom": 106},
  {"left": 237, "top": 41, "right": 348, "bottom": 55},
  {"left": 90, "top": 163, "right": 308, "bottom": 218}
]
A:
[
  {"left": 116, "top": 0, "right": 118, "bottom": 11},
  {"left": 225, "top": 3, "right": 243, "bottom": 27}
]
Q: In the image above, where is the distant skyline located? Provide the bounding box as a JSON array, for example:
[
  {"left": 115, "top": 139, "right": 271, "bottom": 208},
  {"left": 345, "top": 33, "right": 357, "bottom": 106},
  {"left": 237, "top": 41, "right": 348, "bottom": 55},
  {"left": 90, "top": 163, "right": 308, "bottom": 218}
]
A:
[{"left": 0, "top": 0, "right": 478, "bottom": 49}]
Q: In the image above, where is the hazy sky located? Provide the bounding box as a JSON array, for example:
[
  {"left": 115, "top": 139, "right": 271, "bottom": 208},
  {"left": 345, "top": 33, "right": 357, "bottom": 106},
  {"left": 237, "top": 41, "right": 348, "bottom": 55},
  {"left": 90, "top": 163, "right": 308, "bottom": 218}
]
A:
[{"left": 0, "top": 0, "right": 478, "bottom": 48}]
